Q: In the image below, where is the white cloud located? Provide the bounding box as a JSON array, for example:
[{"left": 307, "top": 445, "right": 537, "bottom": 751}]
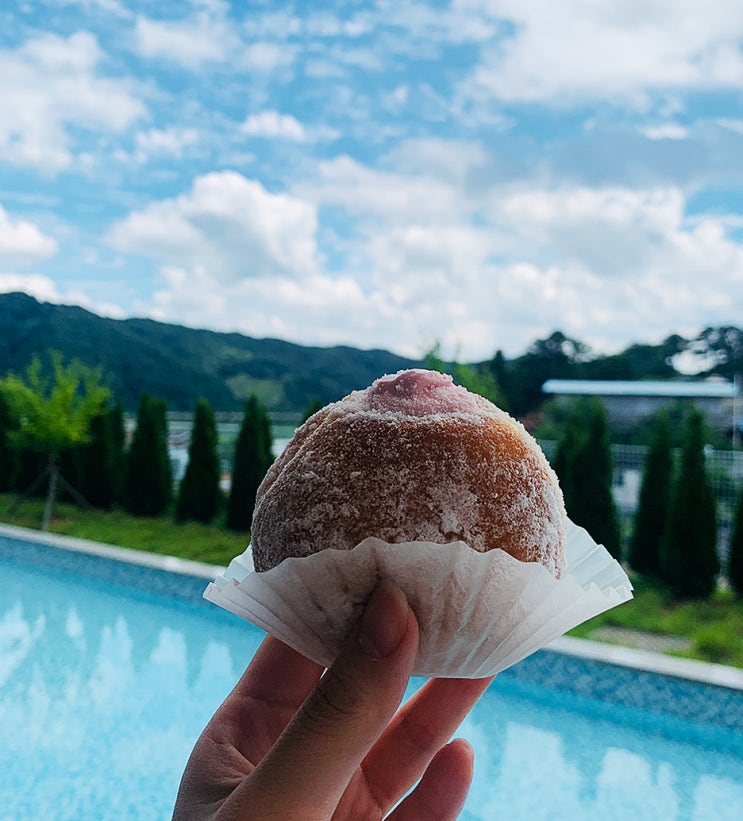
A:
[
  {"left": 64, "top": 0, "right": 133, "bottom": 19},
  {"left": 240, "top": 110, "right": 339, "bottom": 143},
  {"left": 148, "top": 266, "right": 369, "bottom": 346},
  {"left": 0, "top": 205, "right": 58, "bottom": 266},
  {"left": 107, "top": 171, "right": 320, "bottom": 282},
  {"left": 241, "top": 111, "right": 306, "bottom": 141},
  {"left": 242, "top": 42, "right": 295, "bottom": 73},
  {"left": 0, "top": 274, "right": 60, "bottom": 302},
  {"left": 134, "top": 13, "right": 234, "bottom": 69},
  {"left": 135, "top": 10, "right": 295, "bottom": 74},
  {"left": 0, "top": 31, "right": 144, "bottom": 173},
  {"left": 306, "top": 155, "right": 472, "bottom": 222},
  {"left": 716, "top": 117, "right": 743, "bottom": 135},
  {"left": 641, "top": 123, "right": 689, "bottom": 140},
  {"left": 0, "top": 273, "right": 127, "bottom": 320},
  {"left": 294, "top": 150, "right": 743, "bottom": 358},
  {"left": 133, "top": 127, "right": 200, "bottom": 162},
  {"left": 463, "top": 0, "right": 743, "bottom": 105}
]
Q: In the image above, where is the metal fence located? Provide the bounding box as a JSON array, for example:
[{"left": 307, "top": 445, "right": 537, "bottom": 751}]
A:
[{"left": 540, "top": 440, "right": 743, "bottom": 568}]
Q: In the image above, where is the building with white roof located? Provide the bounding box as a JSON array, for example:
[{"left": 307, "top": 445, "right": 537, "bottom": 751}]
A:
[{"left": 542, "top": 378, "right": 740, "bottom": 438}]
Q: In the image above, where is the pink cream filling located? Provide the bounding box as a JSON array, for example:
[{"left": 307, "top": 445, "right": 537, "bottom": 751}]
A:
[{"left": 364, "top": 369, "right": 482, "bottom": 416}]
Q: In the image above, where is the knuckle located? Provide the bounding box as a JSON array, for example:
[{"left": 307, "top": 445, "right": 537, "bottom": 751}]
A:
[
  {"left": 305, "top": 667, "right": 366, "bottom": 726},
  {"left": 397, "top": 711, "right": 438, "bottom": 758}
]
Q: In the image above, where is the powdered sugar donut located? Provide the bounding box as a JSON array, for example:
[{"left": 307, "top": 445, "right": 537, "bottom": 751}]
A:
[{"left": 251, "top": 369, "right": 567, "bottom": 578}]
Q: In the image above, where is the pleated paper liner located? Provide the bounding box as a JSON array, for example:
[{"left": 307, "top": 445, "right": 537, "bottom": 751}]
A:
[{"left": 203, "top": 520, "right": 633, "bottom": 678}]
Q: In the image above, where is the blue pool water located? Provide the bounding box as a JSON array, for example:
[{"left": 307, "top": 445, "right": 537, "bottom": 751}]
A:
[{"left": 1, "top": 539, "right": 742, "bottom": 821}]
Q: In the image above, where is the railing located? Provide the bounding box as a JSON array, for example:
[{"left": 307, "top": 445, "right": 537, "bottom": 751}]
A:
[{"left": 540, "top": 440, "right": 743, "bottom": 567}]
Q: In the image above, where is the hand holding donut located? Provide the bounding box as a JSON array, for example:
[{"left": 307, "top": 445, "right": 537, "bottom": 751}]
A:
[{"left": 172, "top": 581, "right": 492, "bottom": 821}]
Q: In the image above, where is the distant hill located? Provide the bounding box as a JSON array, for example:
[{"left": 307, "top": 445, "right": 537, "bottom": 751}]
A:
[
  {"left": 0, "top": 292, "right": 418, "bottom": 415},
  {"left": 1, "top": 292, "right": 739, "bottom": 419}
]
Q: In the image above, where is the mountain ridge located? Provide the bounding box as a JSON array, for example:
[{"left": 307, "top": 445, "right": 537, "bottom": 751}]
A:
[
  {"left": 1, "top": 292, "right": 740, "bottom": 417},
  {"left": 0, "top": 292, "right": 418, "bottom": 414}
]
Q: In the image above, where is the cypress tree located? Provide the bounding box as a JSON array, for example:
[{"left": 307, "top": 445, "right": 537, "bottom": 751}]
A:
[
  {"left": 227, "top": 395, "right": 274, "bottom": 531},
  {"left": 109, "top": 400, "right": 126, "bottom": 503},
  {"left": 124, "top": 394, "right": 172, "bottom": 516},
  {"left": 568, "top": 398, "right": 622, "bottom": 560},
  {"left": 729, "top": 487, "right": 743, "bottom": 595},
  {"left": 660, "top": 408, "right": 718, "bottom": 598},
  {"left": 490, "top": 350, "right": 510, "bottom": 408},
  {"left": 175, "top": 398, "right": 221, "bottom": 524},
  {"left": 302, "top": 397, "right": 324, "bottom": 423},
  {"left": 628, "top": 412, "right": 673, "bottom": 576},
  {"left": 553, "top": 413, "right": 580, "bottom": 514},
  {"left": 0, "top": 389, "right": 16, "bottom": 492},
  {"left": 74, "top": 407, "right": 119, "bottom": 509}
]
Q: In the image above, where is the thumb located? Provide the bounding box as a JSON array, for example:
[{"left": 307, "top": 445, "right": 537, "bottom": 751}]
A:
[{"left": 234, "top": 580, "right": 418, "bottom": 818}]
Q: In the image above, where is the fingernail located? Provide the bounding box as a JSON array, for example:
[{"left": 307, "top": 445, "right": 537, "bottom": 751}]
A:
[{"left": 358, "top": 580, "right": 409, "bottom": 659}]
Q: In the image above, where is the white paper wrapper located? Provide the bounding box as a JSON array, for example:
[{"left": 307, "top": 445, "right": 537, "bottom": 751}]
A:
[{"left": 204, "top": 520, "right": 633, "bottom": 678}]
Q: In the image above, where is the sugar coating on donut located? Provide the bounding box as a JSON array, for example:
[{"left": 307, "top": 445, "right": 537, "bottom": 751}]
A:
[{"left": 251, "top": 369, "right": 567, "bottom": 577}]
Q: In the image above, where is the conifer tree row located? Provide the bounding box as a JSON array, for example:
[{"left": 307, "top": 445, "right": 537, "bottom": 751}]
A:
[{"left": 60, "top": 402, "right": 126, "bottom": 510}]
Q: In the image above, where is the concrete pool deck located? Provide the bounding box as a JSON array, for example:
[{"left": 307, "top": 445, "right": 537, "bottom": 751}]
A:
[{"left": 2, "top": 521, "right": 742, "bottom": 694}]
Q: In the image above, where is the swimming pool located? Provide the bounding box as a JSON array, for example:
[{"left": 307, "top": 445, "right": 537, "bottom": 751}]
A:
[{"left": 1, "top": 528, "right": 742, "bottom": 821}]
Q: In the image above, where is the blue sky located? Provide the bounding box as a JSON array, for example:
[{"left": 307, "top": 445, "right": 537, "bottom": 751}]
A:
[{"left": 1, "top": 0, "right": 743, "bottom": 362}]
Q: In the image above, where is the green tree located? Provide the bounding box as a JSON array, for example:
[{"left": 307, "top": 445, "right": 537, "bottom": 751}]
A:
[
  {"left": 660, "top": 408, "right": 719, "bottom": 598},
  {"left": 0, "top": 353, "right": 109, "bottom": 528},
  {"left": 628, "top": 412, "right": 674, "bottom": 576},
  {"left": 301, "top": 397, "right": 324, "bottom": 423},
  {"left": 423, "top": 343, "right": 505, "bottom": 407},
  {"left": 109, "top": 399, "right": 126, "bottom": 503},
  {"left": 0, "top": 388, "right": 16, "bottom": 492},
  {"left": 71, "top": 405, "right": 122, "bottom": 509},
  {"left": 488, "top": 350, "right": 510, "bottom": 409},
  {"left": 124, "top": 394, "right": 172, "bottom": 516},
  {"left": 729, "top": 487, "right": 743, "bottom": 595},
  {"left": 227, "top": 395, "right": 274, "bottom": 531},
  {"left": 552, "top": 413, "right": 580, "bottom": 514},
  {"left": 175, "top": 398, "right": 221, "bottom": 524},
  {"left": 566, "top": 398, "right": 622, "bottom": 560},
  {"left": 507, "top": 331, "right": 589, "bottom": 417}
]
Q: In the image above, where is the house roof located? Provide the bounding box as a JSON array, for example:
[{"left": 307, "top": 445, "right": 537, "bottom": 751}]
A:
[{"left": 542, "top": 379, "right": 738, "bottom": 398}]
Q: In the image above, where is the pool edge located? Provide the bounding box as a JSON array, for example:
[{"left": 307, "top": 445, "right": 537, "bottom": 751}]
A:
[
  {"left": 0, "top": 522, "right": 224, "bottom": 580},
  {"left": 2, "top": 521, "right": 742, "bottom": 693}
]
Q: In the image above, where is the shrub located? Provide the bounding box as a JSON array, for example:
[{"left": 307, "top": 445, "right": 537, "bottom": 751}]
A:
[
  {"left": 660, "top": 408, "right": 718, "bottom": 598},
  {"left": 729, "top": 486, "right": 743, "bottom": 596},
  {"left": 691, "top": 623, "right": 739, "bottom": 664},
  {"left": 175, "top": 398, "right": 221, "bottom": 524},
  {"left": 0, "top": 389, "right": 16, "bottom": 492},
  {"left": 563, "top": 398, "right": 621, "bottom": 560},
  {"left": 227, "top": 395, "right": 274, "bottom": 532},
  {"left": 124, "top": 394, "right": 172, "bottom": 516},
  {"left": 628, "top": 412, "right": 673, "bottom": 576},
  {"left": 68, "top": 405, "right": 124, "bottom": 509}
]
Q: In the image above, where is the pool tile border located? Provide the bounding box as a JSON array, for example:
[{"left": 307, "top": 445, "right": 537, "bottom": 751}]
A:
[{"left": 2, "top": 522, "right": 743, "bottom": 736}]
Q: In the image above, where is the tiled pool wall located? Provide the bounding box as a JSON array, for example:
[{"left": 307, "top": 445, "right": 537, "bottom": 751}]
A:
[{"left": 2, "top": 527, "right": 742, "bottom": 741}]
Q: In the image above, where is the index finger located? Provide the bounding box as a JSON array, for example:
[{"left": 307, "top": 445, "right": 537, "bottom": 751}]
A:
[{"left": 230, "top": 581, "right": 419, "bottom": 818}]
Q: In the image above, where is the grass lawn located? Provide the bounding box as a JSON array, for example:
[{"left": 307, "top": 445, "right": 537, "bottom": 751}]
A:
[
  {"left": 568, "top": 574, "right": 743, "bottom": 668},
  {"left": 0, "top": 492, "right": 247, "bottom": 567},
  {"left": 2, "top": 492, "right": 742, "bottom": 668}
]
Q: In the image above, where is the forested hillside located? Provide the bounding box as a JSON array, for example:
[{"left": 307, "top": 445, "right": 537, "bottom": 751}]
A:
[
  {"left": 0, "top": 292, "right": 417, "bottom": 414},
  {"left": 1, "top": 292, "right": 739, "bottom": 417}
]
